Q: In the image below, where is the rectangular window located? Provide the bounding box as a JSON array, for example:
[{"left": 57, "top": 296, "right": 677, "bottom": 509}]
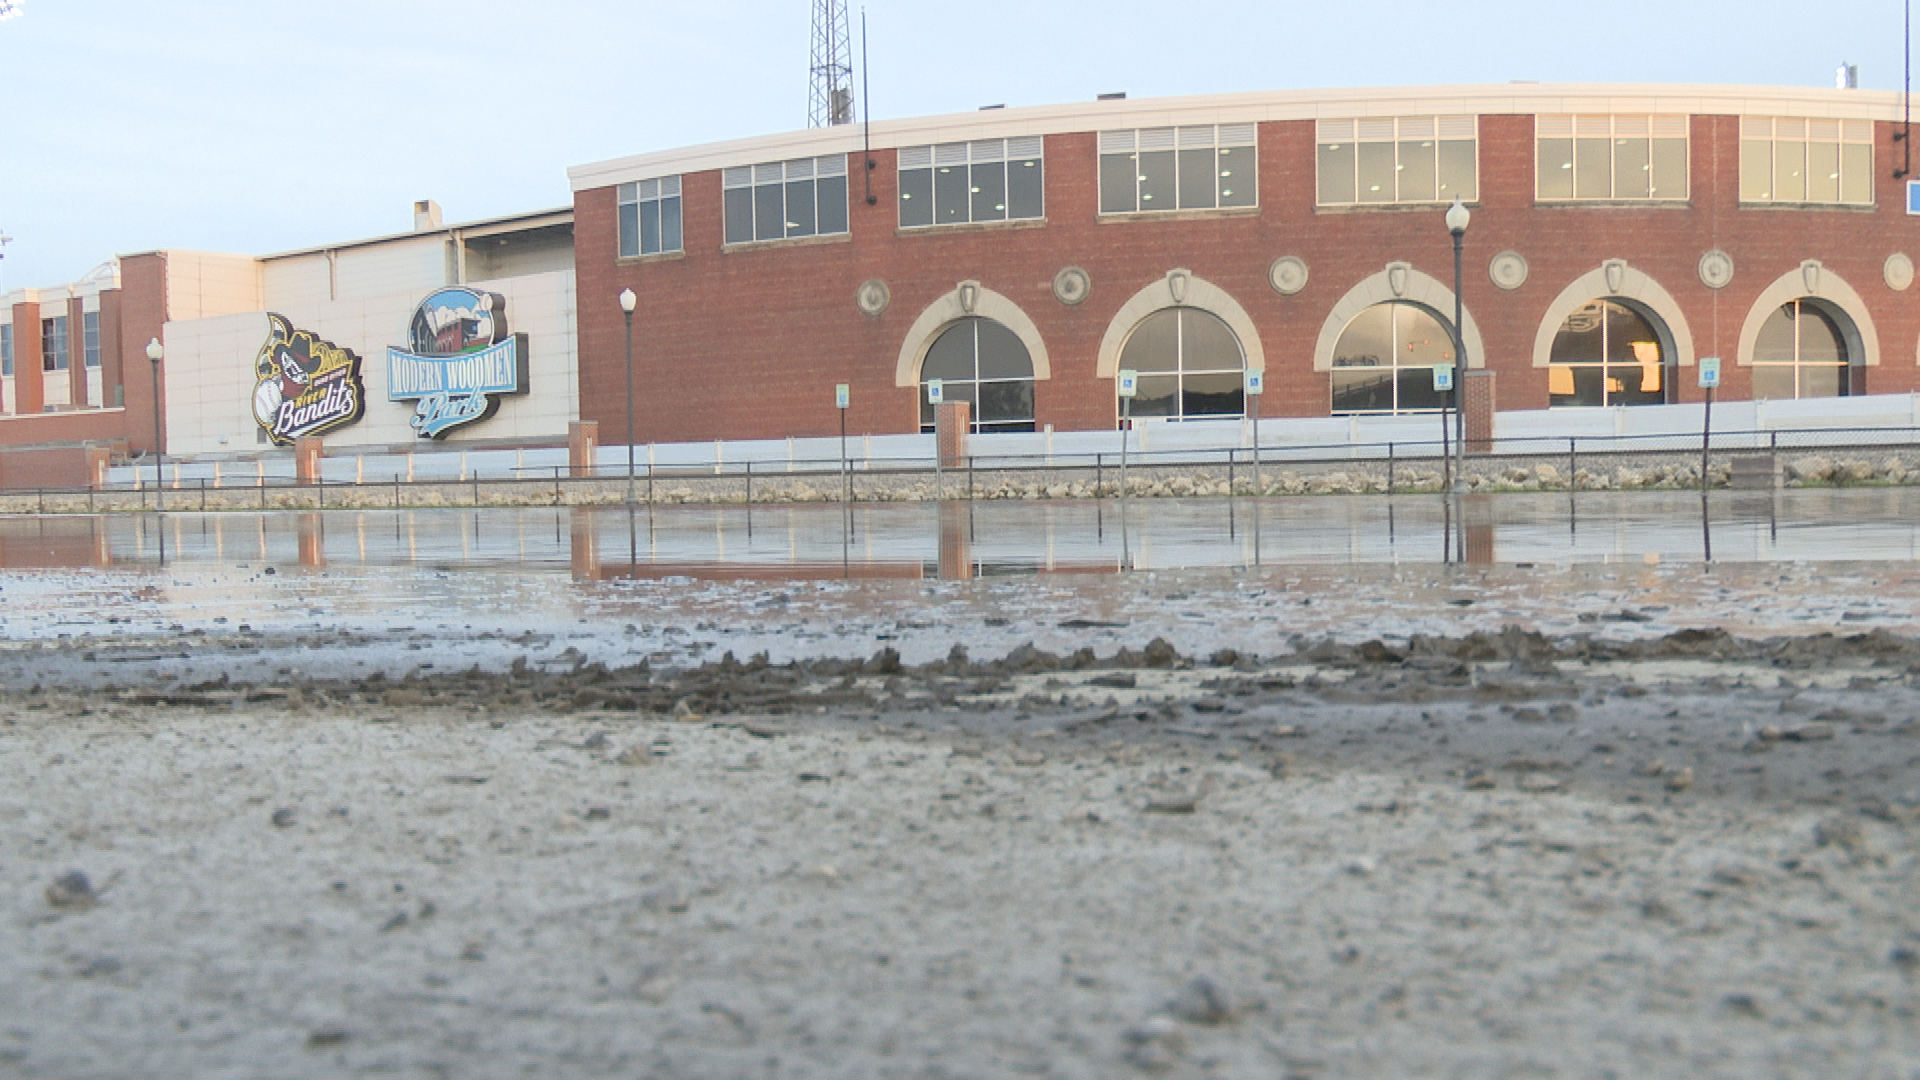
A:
[
  {"left": 1535, "top": 115, "right": 1689, "bottom": 201},
  {"left": 1098, "top": 124, "right": 1257, "bottom": 214},
  {"left": 1, "top": 324, "right": 12, "bottom": 377},
  {"left": 83, "top": 311, "right": 100, "bottom": 368},
  {"left": 1317, "top": 116, "right": 1477, "bottom": 206},
  {"left": 722, "top": 155, "right": 850, "bottom": 244},
  {"left": 42, "top": 316, "right": 68, "bottom": 372},
  {"left": 898, "top": 137, "right": 1043, "bottom": 228},
  {"left": 1738, "top": 117, "right": 1873, "bottom": 205},
  {"left": 616, "top": 176, "right": 683, "bottom": 257}
]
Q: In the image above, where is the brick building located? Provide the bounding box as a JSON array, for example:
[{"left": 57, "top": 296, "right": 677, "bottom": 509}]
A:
[{"left": 569, "top": 82, "right": 1920, "bottom": 446}]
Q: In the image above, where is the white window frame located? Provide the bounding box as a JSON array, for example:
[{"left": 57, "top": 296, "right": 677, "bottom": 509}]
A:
[
  {"left": 1316, "top": 116, "right": 1479, "bottom": 206},
  {"left": 1098, "top": 124, "right": 1257, "bottom": 215},
  {"left": 616, "top": 175, "right": 683, "bottom": 258},
  {"left": 722, "top": 154, "right": 850, "bottom": 245},
  {"left": 1738, "top": 117, "right": 1874, "bottom": 206},
  {"left": 1535, "top": 115, "right": 1690, "bottom": 202},
  {"left": 898, "top": 137, "right": 1045, "bottom": 228},
  {"left": 83, "top": 310, "right": 101, "bottom": 369},
  {"left": 0, "top": 323, "right": 12, "bottom": 378},
  {"left": 42, "top": 315, "right": 68, "bottom": 373}
]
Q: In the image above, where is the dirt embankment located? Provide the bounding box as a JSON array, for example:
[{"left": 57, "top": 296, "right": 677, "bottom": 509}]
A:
[{"left": 2, "top": 628, "right": 1917, "bottom": 1078}]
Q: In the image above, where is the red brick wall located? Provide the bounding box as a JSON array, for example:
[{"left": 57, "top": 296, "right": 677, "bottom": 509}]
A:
[
  {"left": 118, "top": 253, "right": 169, "bottom": 455},
  {"left": 577, "top": 113, "right": 1920, "bottom": 444},
  {"left": 10, "top": 301, "right": 43, "bottom": 416}
]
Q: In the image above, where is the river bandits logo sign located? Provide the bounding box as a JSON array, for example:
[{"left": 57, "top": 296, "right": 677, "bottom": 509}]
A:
[
  {"left": 387, "top": 287, "right": 530, "bottom": 439},
  {"left": 252, "top": 314, "right": 366, "bottom": 445}
]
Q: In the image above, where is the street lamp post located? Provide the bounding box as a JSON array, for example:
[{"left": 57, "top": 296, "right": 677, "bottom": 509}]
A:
[
  {"left": 1445, "top": 197, "right": 1471, "bottom": 494},
  {"left": 619, "top": 288, "right": 637, "bottom": 504},
  {"left": 145, "top": 337, "right": 164, "bottom": 512}
]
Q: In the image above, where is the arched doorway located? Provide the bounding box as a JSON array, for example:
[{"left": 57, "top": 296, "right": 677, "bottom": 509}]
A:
[
  {"left": 1330, "top": 301, "right": 1455, "bottom": 413},
  {"left": 1547, "top": 299, "right": 1668, "bottom": 407},
  {"left": 1114, "top": 307, "right": 1246, "bottom": 421},
  {"left": 918, "top": 317, "right": 1036, "bottom": 433}
]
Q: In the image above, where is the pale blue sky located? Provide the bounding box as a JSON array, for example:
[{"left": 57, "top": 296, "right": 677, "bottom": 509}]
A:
[{"left": 0, "top": 0, "right": 1908, "bottom": 286}]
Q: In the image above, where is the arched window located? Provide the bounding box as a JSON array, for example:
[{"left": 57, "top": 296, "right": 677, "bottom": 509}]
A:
[
  {"left": 1753, "top": 300, "right": 1851, "bottom": 399},
  {"left": 1330, "top": 302, "right": 1454, "bottom": 414},
  {"left": 1548, "top": 299, "right": 1667, "bottom": 407},
  {"left": 1116, "top": 307, "right": 1245, "bottom": 421},
  {"left": 919, "top": 317, "right": 1036, "bottom": 433}
]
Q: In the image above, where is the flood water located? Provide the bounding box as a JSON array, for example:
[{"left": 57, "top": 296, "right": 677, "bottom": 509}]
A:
[
  {"left": 4, "top": 488, "right": 1920, "bottom": 577},
  {"left": 4, "top": 490, "right": 1918, "bottom": 682}
]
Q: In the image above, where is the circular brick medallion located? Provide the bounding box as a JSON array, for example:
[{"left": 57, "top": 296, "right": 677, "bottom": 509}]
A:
[
  {"left": 855, "top": 279, "right": 891, "bottom": 317},
  {"left": 1885, "top": 253, "right": 1914, "bottom": 291},
  {"left": 1488, "top": 250, "right": 1529, "bottom": 291},
  {"left": 1052, "top": 266, "right": 1091, "bottom": 306},
  {"left": 1268, "top": 256, "right": 1309, "bottom": 295},
  {"left": 1698, "top": 250, "right": 1735, "bottom": 290}
]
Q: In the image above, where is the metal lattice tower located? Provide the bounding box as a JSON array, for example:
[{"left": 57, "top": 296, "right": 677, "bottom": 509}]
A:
[{"left": 808, "top": 0, "right": 854, "bottom": 127}]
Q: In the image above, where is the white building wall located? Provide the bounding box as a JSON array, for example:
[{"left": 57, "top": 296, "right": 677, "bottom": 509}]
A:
[
  {"left": 331, "top": 237, "right": 450, "bottom": 302},
  {"left": 163, "top": 269, "right": 577, "bottom": 456},
  {"left": 262, "top": 255, "right": 333, "bottom": 309},
  {"left": 165, "top": 252, "right": 263, "bottom": 321}
]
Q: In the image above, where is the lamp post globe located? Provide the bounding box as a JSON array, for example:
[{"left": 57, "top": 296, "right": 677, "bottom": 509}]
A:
[
  {"left": 145, "top": 337, "right": 165, "bottom": 511},
  {"left": 619, "top": 289, "right": 638, "bottom": 504}
]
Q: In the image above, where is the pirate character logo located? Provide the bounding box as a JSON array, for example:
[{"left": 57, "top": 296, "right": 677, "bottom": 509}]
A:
[
  {"left": 252, "top": 314, "right": 366, "bottom": 445},
  {"left": 386, "top": 287, "right": 530, "bottom": 439}
]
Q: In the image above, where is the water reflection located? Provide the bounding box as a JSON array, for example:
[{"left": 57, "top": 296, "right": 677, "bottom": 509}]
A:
[{"left": 4, "top": 488, "right": 1920, "bottom": 578}]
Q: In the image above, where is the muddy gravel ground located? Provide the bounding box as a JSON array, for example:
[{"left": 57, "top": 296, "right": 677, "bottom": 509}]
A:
[{"left": 3, "top": 628, "right": 1919, "bottom": 1079}]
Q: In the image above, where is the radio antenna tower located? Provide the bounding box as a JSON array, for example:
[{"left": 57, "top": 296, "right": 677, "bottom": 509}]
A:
[{"left": 808, "top": 0, "right": 854, "bottom": 127}]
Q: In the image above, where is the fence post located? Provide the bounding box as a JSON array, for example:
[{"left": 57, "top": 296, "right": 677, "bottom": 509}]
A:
[
  {"left": 1096, "top": 453, "right": 1104, "bottom": 497},
  {"left": 472, "top": 473, "right": 479, "bottom": 507},
  {"left": 967, "top": 455, "right": 974, "bottom": 501},
  {"left": 200, "top": 477, "right": 207, "bottom": 513},
  {"left": 553, "top": 465, "right": 562, "bottom": 506},
  {"left": 1387, "top": 442, "right": 1396, "bottom": 495},
  {"left": 317, "top": 471, "right": 325, "bottom": 510},
  {"left": 1228, "top": 448, "right": 1236, "bottom": 496},
  {"left": 1568, "top": 437, "right": 1578, "bottom": 491},
  {"left": 395, "top": 474, "right": 401, "bottom": 509},
  {"left": 260, "top": 475, "right": 267, "bottom": 510},
  {"left": 745, "top": 460, "right": 753, "bottom": 505}
]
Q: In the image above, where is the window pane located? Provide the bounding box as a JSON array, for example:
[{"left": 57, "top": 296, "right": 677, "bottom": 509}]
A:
[
  {"left": 1611, "top": 354, "right": 1665, "bottom": 406},
  {"left": 1318, "top": 142, "right": 1356, "bottom": 203},
  {"left": 1755, "top": 305, "right": 1798, "bottom": 362},
  {"left": 753, "top": 183, "right": 784, "bottom": 240},
  {"left": 1099, "top": 152, "right": 1137, "bottom": 213},
  {"left": 1397, "top": 305, "right": 1454, "bottom": 366},
  {"left": 617, "top": 202, "right": 641, "bottom": 258},
  {"left": 1395, "top": 368, "right": 1446, "bottom": 411},
  {"left": 817, "top": 176, "right": 849, "bottom": 235},
  {"left": 1120, "top": 310, "right": 1180, "bottom": 373},
  {"left": 1007, "top": 157, "right": 1044, "bottom": 219},
  {"left": 923, "top": 322, "right": 976, "bottom": 380},
  {"left": 1841, "top": 143, "right": 1873, "bottom": 204},
  {"left": 1807, "top": 140, "right": 1840, "bottom": 203},
  {"left": 1332, "top": 369, "right": 1395, "bottom": 412},
  {"left": 661, "top": 197, "right": 683, "bottom": 252},
  {"left": 971, "top": 160, "right": 1008, "bottom": 222},
  {"left": 1537, "top": 137, "right": 1574, "bottom": 199},
  {"left": 1437, "top": 140, "right": 1476, "bottom": 201},
  {"left": 1773, "top": 140, "right": 1806, "bottom": 202},
  {"left": 1397, "top": 140, "right": 1436, "bottom": 202},
  {"left": 1613, "top": 137, "right": 1651, "bottom": 199},
  {"left": 975, "top": 319, "right": 1032, "bottom": 380},
  {"left": 1332, "top": 304, "right": 1394, "bottom": 369},
  {"left": 1574, "top": 137, "right": 1611, "bottom": 198},
  {"left": 1799, "top": 362, "right": 1846, "bottom": 398},
  {"left": 977, "top": 379, "right": 1034, "bottom": 425},
  {"left": 1357, "top": 142, "right": 1395, "bottom": 202},
  {"left": 1797, "top": 304, "right": 1845, "bottom": 365},
  {"left": 1551, "top": 300, "right": 1607, "bottom": 363},
  {"left": 1182, "top": 371, "right": 1243, "bottom": 417},
  {"left": 724, "top": 187, "right": 755, "bottom": 244},
  {"left": 1130, "top": 374, "right": 1178, "bottom": 418},
  {"left": 640, "top": 200, "right": 661, "bottom": 255},
  {"left": 934, "top": 165, "right": 969, "bottom": 224},
  {"left": 1218, "top": 145, "right": 1255, "bottom": 207},
  {"left": 1606, "top": 302, "right": 1659, "bottom": 364},
  {"left": 900, "top": 168, "right": 933, "bottom": 226},
  {"left": 784, "top": 178, "right": 817, "bottom": 236},
  {"left": 1739, "top": 140, "right": 1773, "bottom": 201},
  {"left": 1138, "top": 149, "right": 1176, "bottom": 209},
  {"left": 1650, "top": 138, "right": 1688, "bottom": 200},
  {"left": 1177, "top": 147, "right": 1216, "bottom": 209},
  {"left": 1751, "top": 365, "right": 1796, "bottom": 400},
  {"left": 1178, "top": 309, "right": 1243, "bottom": 371}
]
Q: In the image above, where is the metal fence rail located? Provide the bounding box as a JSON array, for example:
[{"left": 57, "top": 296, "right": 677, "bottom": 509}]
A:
[{"left": 8, "top": 424, "right": 1920, "bottom": 512}]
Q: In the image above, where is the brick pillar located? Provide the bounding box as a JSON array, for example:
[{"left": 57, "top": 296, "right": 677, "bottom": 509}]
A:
[
  {"left": 294, "top": 437, "right": 324, "bottom": 485},
  {"left": 1463, "top": 370, "right": 1497, "bottom": 454},
  {"left": 935, "top": 402, "right": 971, "bottom": 468},
  {"left": 568, "top": 421, "right": 599, "bottom": 478},
  {"left": 85, "top": 445, "right": 113, "bottom": 488},
  {"left": 12, "top": 302, "right": 43, "bottom": 415},
  {"left": 296, "top": 513, "right": 325, "bottom": 567}
]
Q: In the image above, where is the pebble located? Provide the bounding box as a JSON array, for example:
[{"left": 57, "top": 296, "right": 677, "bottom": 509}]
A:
[
  {"left": 1665, "top": 767, "right": 1695, "bottom": 793},
  {"left": 640, "top": 885, "right": 689, "bottom": 914},
  {"left": 271, "top": 808, "right": 297, "bottom": 828},
  {"left": 1121, "top": 1016, "right": 1184, "bottom": 1071},
  {"left": 45, "top": 871, "right": 96, "bottom": 911},
  {"left": 1144, "top": 794, "right": 1198, "bottom": 815},
  {"left": 1166, "top": 975, "right": 1235, "bottom": 1025},
  {"left": 1785, "top": 722, "right": 1837, "bottom": 741},
  {"left": 1517, "top": 774, "right": 1563, "bottom": 794},
  {"left": 1010, "top": 749, "right": 1048, "bottom": 767},
  {"left": 615, "top": 744, "right": 654, "bottom": 766},
  {"left": 1814, "top": 816, "right": 1867, "bottom": 851},
  {"left": 305, "top": 1027, "right": 350, "bottom": 1049},
  {"left": 1464, "top": 772, "right": 1497, "bottom": 790}
]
